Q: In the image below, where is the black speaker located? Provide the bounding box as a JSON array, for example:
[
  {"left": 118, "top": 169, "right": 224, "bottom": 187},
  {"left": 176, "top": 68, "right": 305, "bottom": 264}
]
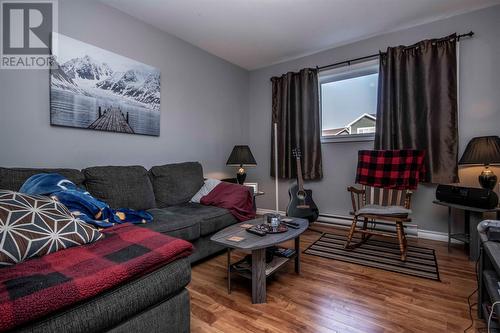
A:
[{"left": 436, "top": 184, "right": 498, "bottom": 209}]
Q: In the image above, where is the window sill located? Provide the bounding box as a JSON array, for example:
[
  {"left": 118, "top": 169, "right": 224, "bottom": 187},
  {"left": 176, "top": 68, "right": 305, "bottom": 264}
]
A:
[{"left": 321, "top": 134, "right": 375, "bottom": 144}]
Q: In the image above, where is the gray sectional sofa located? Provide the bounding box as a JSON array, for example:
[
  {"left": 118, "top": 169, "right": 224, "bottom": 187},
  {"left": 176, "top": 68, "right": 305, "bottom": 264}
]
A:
[{"left": 0, "top": 162, "right": 243, "bottom": 333}]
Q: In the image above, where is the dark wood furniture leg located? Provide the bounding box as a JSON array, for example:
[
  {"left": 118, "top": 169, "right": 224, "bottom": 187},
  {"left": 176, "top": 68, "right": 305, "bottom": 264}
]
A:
[
  {"left": 361, "top": 218, "right": 368, "bottom": 241},
  {"left": 295, "top": 236, "right": 300, "bottom": 274},
  {"left": 463, "top": 210, "right": 471, "bottom": 256},
  {"left": 478, "top": 241, "right": 485, "bottom": 319},
  {"left": 251, "top": 248, "right": 266, "bottom": 304},
  {"left": 469, "top": 210, "right": 483, "bottom": 261},
  {"left": 227, "top": 248, "right": 231, "bottom": 294},
  {"left": 447, "top": 206, "right": 452, "bottom": 251}
]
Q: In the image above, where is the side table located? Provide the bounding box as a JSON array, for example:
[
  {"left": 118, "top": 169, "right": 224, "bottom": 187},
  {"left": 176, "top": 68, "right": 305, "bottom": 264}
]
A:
[{"left": 433, "top": 200, "right": 500, "bottom": 261}]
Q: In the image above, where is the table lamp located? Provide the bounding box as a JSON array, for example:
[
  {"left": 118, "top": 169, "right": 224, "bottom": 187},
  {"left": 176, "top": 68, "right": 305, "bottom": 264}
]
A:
[
  {"left": 459, "top": 136, "right": 500, "bottom": 190},
  {"left": 226, "top": 145, "right": 257, "bottom": 184}
]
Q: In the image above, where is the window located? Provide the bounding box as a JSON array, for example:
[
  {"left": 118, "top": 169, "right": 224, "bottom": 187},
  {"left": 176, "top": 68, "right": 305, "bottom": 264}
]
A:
[
  {"left": 320, "top": 59, "right": 379, "bottom": 142},
  {"left": 357, "top": 126, "right": 376, "bottom": 134}
]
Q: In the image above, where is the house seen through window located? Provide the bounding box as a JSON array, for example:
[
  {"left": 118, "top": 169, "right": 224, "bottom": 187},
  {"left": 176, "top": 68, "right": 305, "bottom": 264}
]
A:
[{"left": 320, "top": 59, "right": 379, "bottom": 141}]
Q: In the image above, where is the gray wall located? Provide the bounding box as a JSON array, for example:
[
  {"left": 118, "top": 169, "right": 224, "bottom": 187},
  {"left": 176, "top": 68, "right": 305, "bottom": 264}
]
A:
[
  {"left": 0, "top": 0, "right": 249, "bottom": 178},
  {"left": 247, "top": 5, "right": 500, "bottom": 233}
]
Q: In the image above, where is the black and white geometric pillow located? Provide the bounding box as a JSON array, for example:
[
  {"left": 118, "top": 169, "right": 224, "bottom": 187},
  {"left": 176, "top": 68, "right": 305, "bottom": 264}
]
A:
[{"left": 0, "top": 190, "right": 103, "bottom": 267}]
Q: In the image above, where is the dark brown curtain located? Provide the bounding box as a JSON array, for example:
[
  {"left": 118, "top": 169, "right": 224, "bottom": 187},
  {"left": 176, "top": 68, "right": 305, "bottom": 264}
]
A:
[
  {"left": 375, "top": 34, "right": 459, "bottom": 184},
  {"left": 271, "top": 68, "right": 322, "bottom": 180}
]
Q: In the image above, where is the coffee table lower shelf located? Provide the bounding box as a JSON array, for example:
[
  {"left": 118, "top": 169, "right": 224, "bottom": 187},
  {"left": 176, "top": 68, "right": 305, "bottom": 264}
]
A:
[
  {"left": 226, "top": 244, "right": 301, "bottom": 304},
  {"left": 230, "top": 251, "right": 296, "bottom": 280}
]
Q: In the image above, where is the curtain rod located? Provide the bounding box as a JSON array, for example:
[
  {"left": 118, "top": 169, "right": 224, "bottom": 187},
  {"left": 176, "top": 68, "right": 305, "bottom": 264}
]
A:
[{"left": 317, "top": 31, "right": 474, "bottom": 71}]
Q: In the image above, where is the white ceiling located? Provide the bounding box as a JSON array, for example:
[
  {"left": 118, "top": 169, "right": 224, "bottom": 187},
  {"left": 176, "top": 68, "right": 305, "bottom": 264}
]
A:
[{"left": 102, "top": 0, "right": 500, "bottom": 70}]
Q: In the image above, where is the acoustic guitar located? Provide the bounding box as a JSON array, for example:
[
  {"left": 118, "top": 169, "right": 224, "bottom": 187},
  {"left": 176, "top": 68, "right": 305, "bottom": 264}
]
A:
[{"left": 286, "top": 148, "right": 319, "bottom": 222}]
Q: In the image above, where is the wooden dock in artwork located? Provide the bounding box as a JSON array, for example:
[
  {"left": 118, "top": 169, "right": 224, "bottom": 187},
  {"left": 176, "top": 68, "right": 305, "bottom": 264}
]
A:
[{"left": 88, "top": 107, "right": 134, "bottom": 134}]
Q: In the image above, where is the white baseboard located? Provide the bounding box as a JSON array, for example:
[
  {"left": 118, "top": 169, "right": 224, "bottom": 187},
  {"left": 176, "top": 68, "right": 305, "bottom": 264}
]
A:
[
  {"left": 256, "top": 208, "right": 457, "bottom": 244},
  {"left": 417, "top": 229, "right": 457, "bottom": 243},
  {"left": 256, "top": 208, "right": 286, "bottom": 215}
]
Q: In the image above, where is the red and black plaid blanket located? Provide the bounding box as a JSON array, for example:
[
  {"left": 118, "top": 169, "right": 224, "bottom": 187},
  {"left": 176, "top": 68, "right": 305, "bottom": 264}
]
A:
[
  {"left": 355, "top": 149, "right": 426, "bottom": 190},
  {"left": 0, "top": 224, "right": 193, "bottom": 332}
]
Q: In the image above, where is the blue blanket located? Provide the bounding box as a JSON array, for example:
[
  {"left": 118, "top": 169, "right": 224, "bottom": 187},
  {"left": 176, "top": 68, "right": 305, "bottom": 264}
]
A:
[{"left": 20, "top": 173, "right": 153, "bottom": 228}]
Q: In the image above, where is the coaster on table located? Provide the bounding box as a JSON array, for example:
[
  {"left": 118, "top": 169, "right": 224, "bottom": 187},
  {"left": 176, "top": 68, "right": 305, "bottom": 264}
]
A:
[
  {"left": 240, "top": 223, "right": 253, "bottom": 228},
  {"left": 227, "top": 236, "right": 245, "bottom": 242}
]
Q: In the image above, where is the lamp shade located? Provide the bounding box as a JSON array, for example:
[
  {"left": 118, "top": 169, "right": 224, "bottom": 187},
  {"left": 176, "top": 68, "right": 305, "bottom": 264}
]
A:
[
  {"left": 459, "top": 136, "right": 500, "bottom": 165},
  {"left": 226, "top": 145, "right": 257, "bottom": 166}
]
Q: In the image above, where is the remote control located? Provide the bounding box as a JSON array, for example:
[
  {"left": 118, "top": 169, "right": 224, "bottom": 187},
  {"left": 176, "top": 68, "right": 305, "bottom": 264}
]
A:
[
  {"left": 246, "top": 227, "right": 267, "bottom": 236},
  {"left": 283, "top": 221, "right": 300, "bottom": 229}
]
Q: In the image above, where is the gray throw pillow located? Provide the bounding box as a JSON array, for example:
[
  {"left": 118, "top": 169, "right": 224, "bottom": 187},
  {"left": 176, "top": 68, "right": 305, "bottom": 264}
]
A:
[
  {"left": 0, "top": 190, "right": 103, "bottom": 267},
  {"left": 149, "top": 162, "right": 204, "bottom": 207},
  {"left": 83, "top": 166, "right": 156, "bottom": 210}
]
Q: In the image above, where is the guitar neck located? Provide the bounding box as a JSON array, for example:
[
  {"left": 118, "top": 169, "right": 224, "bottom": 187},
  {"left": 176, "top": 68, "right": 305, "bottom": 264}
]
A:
[{"left": 295, "top": 157, "right": 305, "bottom": 191}]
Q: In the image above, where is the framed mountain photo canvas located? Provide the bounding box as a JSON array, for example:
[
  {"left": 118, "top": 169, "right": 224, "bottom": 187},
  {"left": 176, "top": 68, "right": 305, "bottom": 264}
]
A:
[{"left": 50, "top": 33, "right": 160, "bottom": 136}]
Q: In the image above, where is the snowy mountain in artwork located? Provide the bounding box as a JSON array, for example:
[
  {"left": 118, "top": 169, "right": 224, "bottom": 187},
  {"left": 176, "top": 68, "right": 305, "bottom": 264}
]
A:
[
  {"left": 53, "top": 55, "right": 160, "bottom": 111},
  {"left": 61, "top": 55, "right": 113, "bottom": 81},
  {"left": 50, "top": 60, "right": 89, "bottom": 95},
  {"left": 96, "top": 69, "right": 160, "bottom": 108}
]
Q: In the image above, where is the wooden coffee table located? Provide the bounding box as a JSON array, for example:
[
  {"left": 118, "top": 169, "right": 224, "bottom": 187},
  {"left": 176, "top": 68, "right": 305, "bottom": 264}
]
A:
[{"left": 210, "top": 217, "right": 308, "bottom": 304}]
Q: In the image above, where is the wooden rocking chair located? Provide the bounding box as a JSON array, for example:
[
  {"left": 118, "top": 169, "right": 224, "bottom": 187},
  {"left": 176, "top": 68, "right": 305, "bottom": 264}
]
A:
[{"left": 345, "top": 186, "right": 413, "bottom": 261}]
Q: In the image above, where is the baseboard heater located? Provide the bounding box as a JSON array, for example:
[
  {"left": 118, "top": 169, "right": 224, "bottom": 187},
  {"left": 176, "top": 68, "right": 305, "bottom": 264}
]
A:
[
  {"left": 315, "top": 213, "right": 419, "bottom": 237},
  {"left": 255, "top": 209, "right": 419, "bottom": 237}
]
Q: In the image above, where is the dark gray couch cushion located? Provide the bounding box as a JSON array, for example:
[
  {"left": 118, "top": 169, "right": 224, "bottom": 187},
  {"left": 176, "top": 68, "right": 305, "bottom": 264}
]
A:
[
  {"left": 107, "top": 289, "right": 190, "bottom": 333},
  {"left": 141, "top": 208, "right": 200, "bottom": 241},
  {"left": 164, "top": 203, "right": 238, "bottom": 236},
  {"left": 200, "top": 211, "right": 238, "bottom": 236},
  {"left": 0, "top": 167, "right": 85, "bottom": 191},
  {"left": 149, "top": 162, "right": 204, "bottom": 207},
  {"left": 83, "top": 166, "right": 156, "bottom": 210},
  {"left": 18, "top": 258, "right": 191, "bottom": 333}
]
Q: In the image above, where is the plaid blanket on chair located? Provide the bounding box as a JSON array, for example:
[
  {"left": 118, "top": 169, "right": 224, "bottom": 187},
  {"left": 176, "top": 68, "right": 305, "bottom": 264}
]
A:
[
  {"left": 0, "top": 224, "right": 193, "bottom": 332},
  {"left": 355, "top": 149, "right": 426, "bottom": 190}
]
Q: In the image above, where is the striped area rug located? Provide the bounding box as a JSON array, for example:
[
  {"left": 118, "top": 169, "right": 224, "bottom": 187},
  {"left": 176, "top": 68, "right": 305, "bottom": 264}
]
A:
[{"left": 304, "top": 233, "right": 440, "bottom": 281}]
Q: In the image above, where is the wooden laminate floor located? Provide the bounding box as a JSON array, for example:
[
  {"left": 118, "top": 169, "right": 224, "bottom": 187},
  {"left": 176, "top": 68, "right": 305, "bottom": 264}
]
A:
[{"left": 189, "top": 225, "right": 480, "bottom": 333}]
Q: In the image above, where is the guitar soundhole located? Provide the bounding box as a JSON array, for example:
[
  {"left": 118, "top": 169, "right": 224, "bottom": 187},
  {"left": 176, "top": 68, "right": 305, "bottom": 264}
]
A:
[{"left": 296, "top": 190, "right": 306, "bottom": 200}]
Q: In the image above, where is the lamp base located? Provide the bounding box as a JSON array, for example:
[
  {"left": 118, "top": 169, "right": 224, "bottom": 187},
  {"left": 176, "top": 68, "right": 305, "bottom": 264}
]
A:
[
  {"left": 236, "top": 172, "right": 246, "bottom": 184},
  {"left": 479, "top": 167, "right": 497, "bottom": 190}
]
